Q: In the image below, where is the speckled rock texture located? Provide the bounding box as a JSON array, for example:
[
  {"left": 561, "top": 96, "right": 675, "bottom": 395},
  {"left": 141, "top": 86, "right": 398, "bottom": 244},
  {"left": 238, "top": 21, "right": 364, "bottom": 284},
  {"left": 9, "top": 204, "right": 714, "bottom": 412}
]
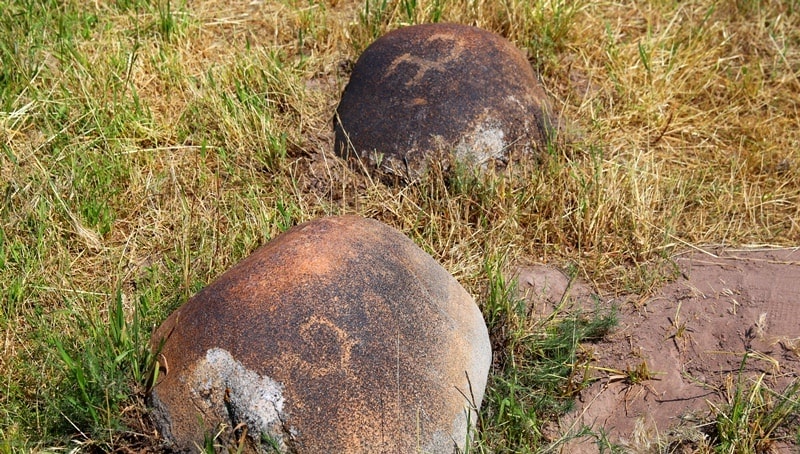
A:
[
  {"left": 334, "top": 23, "right": 554, "bottom": 182},
  {"left": 148, "top": 215, "right": 492, "bottom": 453}
]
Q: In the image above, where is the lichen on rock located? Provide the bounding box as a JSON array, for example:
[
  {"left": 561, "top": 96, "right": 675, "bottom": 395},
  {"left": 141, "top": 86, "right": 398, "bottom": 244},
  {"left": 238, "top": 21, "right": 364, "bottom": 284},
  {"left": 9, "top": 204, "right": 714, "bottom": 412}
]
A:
[{"left": 151, "top": 348, "right": 293, "bottom": 452}]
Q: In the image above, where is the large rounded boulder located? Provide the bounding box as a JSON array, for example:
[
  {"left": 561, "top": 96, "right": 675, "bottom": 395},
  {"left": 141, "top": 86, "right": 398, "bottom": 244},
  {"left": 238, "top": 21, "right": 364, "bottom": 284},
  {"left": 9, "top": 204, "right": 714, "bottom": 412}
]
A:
[
  {"left": 334, "top": 23, "right": 554, "bottom": 181},
  {"left": 148, "top": 215, "right": 492, "bottom": 453}
]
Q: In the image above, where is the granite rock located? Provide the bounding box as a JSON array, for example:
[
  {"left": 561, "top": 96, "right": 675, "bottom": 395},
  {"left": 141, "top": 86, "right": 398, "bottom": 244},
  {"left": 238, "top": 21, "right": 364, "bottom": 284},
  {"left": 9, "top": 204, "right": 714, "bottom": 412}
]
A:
[
  {"left": 334, "top": 23, "right": 554, "bottom": 182},
  {"left": 149, "top": 215, "right": 492, "bottom": 453}
]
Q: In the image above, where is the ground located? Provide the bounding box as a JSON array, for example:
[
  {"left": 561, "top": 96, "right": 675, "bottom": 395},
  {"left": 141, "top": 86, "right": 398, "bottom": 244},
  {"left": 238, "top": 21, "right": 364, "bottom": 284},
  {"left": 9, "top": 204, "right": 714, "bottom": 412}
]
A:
[{"left": 515, "top": 248, "right": 800, "bottom": 452}]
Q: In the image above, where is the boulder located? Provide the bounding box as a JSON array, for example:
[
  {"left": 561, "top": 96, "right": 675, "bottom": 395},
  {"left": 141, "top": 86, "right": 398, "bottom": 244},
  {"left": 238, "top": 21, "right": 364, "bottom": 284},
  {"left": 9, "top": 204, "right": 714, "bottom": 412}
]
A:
[
  {"left": 148, "top": 215, "right": 492, "bottom": 453},
  {"left": 334, "top": 23, "right": 554, "bottom": 182}
]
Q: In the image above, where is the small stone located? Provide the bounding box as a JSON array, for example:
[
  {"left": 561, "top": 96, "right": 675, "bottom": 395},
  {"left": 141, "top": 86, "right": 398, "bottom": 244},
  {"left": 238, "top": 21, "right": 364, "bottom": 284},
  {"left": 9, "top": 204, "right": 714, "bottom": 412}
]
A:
[
  {"left": 149, "top": 215, "right": 492, "bottom": 453},
  {"left": 334, "top": 23, "right": 555, "bottom": 182}
]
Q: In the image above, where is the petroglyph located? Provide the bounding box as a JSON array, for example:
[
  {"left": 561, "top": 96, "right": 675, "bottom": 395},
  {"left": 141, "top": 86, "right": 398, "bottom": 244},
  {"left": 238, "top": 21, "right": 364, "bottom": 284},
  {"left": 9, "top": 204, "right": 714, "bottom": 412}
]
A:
[
  {"left": 384, "top": 34, "right": 465, "bottom": 86},
  {"left": 279, "top": 315, "right": 360, "bottom": 379}
]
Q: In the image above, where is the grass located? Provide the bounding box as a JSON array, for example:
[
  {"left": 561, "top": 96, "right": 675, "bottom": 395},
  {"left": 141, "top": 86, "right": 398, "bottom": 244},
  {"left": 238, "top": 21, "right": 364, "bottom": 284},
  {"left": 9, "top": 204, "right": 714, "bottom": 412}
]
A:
[
  {"left": 476, "top": 257, "right": 616, "bottom": 452},
  {"left": 708, "top": 356, "right": 800, "bottom": 454},
  {"left": 1, "top": 0, "right": 799, "bottom": 451}
]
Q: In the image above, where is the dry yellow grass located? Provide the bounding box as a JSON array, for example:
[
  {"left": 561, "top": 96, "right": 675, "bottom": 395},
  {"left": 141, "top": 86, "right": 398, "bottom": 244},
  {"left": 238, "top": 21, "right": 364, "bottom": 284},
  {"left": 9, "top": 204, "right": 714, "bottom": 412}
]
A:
[{"left": 1, "top": 0, "right": 798, "bottom": 450}]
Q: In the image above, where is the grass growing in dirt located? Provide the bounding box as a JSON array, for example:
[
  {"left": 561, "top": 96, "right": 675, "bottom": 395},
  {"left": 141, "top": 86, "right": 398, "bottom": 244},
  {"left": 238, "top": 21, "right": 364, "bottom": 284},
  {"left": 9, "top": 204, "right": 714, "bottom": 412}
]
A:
[
  {"left": 708, "top": 356, "right": 800, "bottom": 454},
  {"left": 477, "top": 259, "right": 616, "bottom": 452},
  {"left": 1, "top": 0, "right": 799, "bottom": 451}
]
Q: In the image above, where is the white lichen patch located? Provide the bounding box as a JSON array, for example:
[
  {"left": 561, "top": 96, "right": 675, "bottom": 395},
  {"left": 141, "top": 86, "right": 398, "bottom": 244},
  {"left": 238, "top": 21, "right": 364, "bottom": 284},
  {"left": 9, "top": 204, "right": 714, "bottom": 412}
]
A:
[
  {"left": 453, "top": 120, "right": 506, "bottom": 168},
  {"left": 190, "top": 348, "right": 290, "bottom": 450}
]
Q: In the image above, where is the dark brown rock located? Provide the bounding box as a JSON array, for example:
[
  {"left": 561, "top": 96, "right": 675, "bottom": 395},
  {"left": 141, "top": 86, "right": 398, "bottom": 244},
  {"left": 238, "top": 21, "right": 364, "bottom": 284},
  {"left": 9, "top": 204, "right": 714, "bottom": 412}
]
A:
[
  {"left": 334, "top": 23, "right": 554, "bottom": 181},
  {"left": 149, "top": 216, "right": 491, "bottom": 453}
]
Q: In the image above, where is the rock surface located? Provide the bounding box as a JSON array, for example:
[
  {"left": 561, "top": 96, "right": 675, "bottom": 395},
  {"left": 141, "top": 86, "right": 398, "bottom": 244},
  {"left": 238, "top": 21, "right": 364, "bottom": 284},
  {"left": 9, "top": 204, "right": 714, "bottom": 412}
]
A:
[
  {"left": 334, "top": 23, "right": 554, "bottom": 182},
  {"left": 149, "top": 215, "right": 492, "bottom": 453}
]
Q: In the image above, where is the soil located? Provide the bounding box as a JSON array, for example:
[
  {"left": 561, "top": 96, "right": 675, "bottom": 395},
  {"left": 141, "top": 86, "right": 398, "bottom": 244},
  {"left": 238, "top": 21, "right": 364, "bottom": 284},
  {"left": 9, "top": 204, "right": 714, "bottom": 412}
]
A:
[{"left": 514, "top": 247, "right": 800, "bottom": 453}]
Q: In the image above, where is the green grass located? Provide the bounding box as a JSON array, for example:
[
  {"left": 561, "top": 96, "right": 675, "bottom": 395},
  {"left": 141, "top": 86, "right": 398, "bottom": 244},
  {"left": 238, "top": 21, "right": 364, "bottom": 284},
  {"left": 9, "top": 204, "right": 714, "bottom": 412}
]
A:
[
  {"left": 476, "top": 257, "right": 616, "bottom": 452},
  {"left": 53, "top": 288, "right": 158, "bottom": 443},
  {"left": 709, "top": 356, "right": 800, "bottom": 454},
  {"left": 1, "top": 0, "right": 799, "bottom": 451}
]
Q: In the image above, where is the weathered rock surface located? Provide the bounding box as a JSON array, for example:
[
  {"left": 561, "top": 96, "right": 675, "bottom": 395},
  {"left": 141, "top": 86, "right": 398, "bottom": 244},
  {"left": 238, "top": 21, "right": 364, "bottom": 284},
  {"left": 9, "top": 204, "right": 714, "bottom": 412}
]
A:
[
  {"left": 334, "top": 23, "right": 554, "bottom": 182},
  {"left": 149, "top": 215, "right": 492, "bottom": 453}
]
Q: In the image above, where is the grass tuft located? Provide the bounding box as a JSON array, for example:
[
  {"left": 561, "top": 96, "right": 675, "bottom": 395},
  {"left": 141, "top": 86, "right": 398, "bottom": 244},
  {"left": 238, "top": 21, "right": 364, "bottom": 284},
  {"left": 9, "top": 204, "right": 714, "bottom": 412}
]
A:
[
  {"left": 51, "top": 287, "right": 161, "bottom": 448},
  {"left": 476, "top": 256, "right": 616, "bottom": 452},
  {"left": 709, "top": 356, "right": 800, "bottom": 454}
]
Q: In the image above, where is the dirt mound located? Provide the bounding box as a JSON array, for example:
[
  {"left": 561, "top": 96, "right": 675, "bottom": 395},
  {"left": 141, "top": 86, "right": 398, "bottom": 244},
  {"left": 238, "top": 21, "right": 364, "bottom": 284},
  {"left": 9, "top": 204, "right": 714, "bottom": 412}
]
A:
[{"left": 516, "top": 248, "right": 800, "bottom": 452}]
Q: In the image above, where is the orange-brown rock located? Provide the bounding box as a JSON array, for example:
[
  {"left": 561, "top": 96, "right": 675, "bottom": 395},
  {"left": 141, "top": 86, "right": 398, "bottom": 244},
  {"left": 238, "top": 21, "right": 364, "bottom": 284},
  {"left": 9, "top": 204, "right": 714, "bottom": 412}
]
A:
[
  {"left": 334, "top": 23, "right": 554, "bottom": 182},
  {"left": 148, "top": 215, "right": 491, "bottom": 453}
]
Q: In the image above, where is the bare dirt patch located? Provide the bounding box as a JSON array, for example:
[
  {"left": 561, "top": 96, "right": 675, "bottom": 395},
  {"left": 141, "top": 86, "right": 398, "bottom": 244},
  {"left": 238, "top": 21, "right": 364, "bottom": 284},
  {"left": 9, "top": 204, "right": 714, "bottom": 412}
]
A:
[{"left": 515, "top": 247, "right": 800, "bottom": 452}]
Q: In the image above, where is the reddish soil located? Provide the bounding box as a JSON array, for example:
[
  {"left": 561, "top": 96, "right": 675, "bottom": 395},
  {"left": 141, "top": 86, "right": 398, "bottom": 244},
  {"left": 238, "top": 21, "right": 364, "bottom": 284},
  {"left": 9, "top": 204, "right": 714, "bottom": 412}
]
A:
[{"left": 515, "top": 247, "right": 800, "bottom": 452}]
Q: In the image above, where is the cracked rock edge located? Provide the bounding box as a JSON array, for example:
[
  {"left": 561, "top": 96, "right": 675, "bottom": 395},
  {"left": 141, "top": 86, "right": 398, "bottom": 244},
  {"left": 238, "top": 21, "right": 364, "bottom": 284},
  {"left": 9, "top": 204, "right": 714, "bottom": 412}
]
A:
[{"left": 151, "top": 348, "right": 294, "bottom": 451}]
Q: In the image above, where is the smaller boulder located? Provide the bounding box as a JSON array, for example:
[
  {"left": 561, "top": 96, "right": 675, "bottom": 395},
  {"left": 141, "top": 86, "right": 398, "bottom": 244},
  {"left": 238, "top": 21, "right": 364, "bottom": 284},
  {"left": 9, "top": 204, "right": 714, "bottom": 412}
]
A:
[
  {"left": 334, "top": 23, "right": 555, "bottom": 182},
  {"left": 148, "top": 215, "right": 492, "bottom": 453}
]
